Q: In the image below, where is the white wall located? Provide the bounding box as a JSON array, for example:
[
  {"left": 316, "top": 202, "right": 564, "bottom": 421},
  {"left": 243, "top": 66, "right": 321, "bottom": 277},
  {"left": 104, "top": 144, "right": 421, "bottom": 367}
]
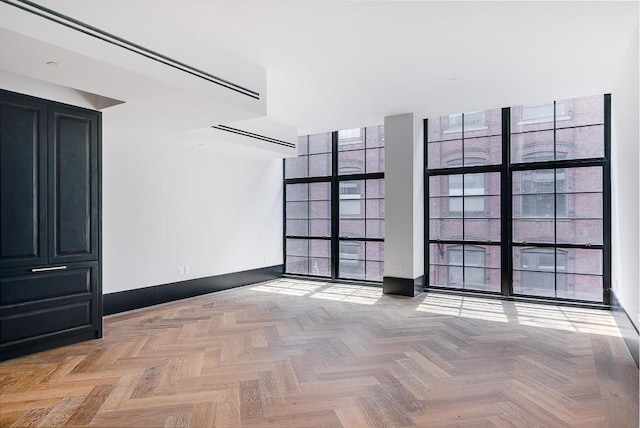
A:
[
  {"left": 611, "top": 26, "right": 639, "bottom": 330},
  {"left": 102, "top": 128, "right": 283, "bottom": 294}
]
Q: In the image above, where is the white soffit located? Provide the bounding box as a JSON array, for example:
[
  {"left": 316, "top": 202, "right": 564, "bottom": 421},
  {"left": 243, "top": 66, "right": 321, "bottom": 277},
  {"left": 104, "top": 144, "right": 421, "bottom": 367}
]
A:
[
  {"left": 0, "top": 0, "right": 288, "bottom": 151},
  {"left": 190, "top": 117, "right": 298, "bottom": 159}
]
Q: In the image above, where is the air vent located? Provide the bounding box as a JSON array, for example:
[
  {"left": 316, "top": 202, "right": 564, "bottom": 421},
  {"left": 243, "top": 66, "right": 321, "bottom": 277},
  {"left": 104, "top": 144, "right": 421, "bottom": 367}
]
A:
[
  {"left": 1, "top": 0, "right": 260, "bottom": 100},
  {"left": 212, "top": 125, "right": 296, "bottom": 148}
]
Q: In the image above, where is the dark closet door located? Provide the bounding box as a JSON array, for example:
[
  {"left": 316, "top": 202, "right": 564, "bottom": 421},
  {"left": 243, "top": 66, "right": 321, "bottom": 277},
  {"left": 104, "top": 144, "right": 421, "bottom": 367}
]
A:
[
  {"left": 0, "top": 95, "right": 48, "bottom": 269},
  {"left": 48, "top": 107, "right": 99, "bottom": 264}
]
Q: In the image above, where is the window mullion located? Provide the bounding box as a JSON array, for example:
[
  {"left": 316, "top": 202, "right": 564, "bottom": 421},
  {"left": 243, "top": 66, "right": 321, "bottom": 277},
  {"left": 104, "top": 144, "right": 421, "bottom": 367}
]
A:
[{"left": 501, "top": 107, "right": 512, "bottom": 296}]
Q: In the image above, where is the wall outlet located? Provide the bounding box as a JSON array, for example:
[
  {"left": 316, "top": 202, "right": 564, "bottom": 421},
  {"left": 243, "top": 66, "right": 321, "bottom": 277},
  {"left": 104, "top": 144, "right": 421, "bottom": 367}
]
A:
[
  {"left": 396, "top": 264, "right": 402, "bottom": 273},
  {"left": 177, "top": 266, "right": 184, "bottom": 275},
  {"left": 184, "top": 265, "right": 190, "bottom": 275}
]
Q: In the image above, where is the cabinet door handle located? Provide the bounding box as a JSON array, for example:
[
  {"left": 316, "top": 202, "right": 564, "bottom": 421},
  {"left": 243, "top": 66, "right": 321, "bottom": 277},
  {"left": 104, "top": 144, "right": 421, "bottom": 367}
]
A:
[{"left": 31, "top": 266, "right": 68, "bottom": 273}]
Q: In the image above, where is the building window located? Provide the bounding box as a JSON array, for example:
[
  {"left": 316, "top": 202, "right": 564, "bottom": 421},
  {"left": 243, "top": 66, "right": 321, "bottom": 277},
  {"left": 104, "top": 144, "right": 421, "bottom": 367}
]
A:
[
  {"left": 285, "top": 126, "right": 385, "bottom": 282},
  {"left": 446, "top": 111, "right": 486, "bottom": 133},
  {"left": 516, "top": 248, "right": 568, "bottom": 298},
  {"left": 447, "top": 245, "right": 486, "bottom": 288},
  {"left": 448, "top": 174, "right": 486, "bottom": 214},
  {"left": 338, "top": 128, "right": 362, "bottom": 142},
  {"left": 519, "top": 169, "right": 567, "bottom": 218},
  {"left": 427, "top": 94, "right": 609, "bottom": 303}
]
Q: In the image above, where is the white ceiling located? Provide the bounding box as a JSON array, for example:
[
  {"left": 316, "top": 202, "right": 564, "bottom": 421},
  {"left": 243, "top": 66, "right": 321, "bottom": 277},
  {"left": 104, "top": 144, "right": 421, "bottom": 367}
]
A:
[{"left": 1, "top": 1, "right": 638, "bottom": 137}]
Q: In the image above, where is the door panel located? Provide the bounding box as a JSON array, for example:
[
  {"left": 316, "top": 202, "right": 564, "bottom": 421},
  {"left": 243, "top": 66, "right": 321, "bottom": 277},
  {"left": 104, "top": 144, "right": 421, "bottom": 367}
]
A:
[
  {"left": 0, "top": 96, "right": 47, "bottom": 269},
  {"left": 49, "top": 108, "right": 98, "bottom": 263}
]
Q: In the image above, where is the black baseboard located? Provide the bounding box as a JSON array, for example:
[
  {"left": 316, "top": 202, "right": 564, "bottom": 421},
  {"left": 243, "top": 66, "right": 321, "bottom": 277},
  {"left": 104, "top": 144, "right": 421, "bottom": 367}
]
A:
[
  {"left": 610, "top": 290, "right": 639, "bottom": 367},
  {"left": 104, "top": 265, "right": 283, "bottom": 315},
  {"left": 383, "top": 275, "right": 425, "bottom": 297}
]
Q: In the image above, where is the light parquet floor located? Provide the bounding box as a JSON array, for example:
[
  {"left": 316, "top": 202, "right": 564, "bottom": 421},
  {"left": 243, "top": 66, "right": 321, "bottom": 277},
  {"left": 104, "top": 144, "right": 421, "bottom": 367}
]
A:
[{"left": 1, "top": 278, "right": 638, "bottom": 427}]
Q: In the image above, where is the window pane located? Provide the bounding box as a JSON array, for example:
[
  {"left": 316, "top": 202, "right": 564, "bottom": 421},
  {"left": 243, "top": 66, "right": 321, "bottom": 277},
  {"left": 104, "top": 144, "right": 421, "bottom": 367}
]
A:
[
  {"left": 366, "top": 242, "right": 385, "bottom": 281},
  {"left": 338, "top": 149, "right": 364, "bottom": 175},
  {"left": 286, "top": 239, "right": 309, "bottom": 275},
  {"left": 310, "top": 182, "right": 331, "bottom": 200},
  {"left": 556, "top": 219, "right": 603, "bottom": 245},
  {"left": 309, "top": 200, "right": 330, "bottom": 219},
  {"left": 309, "top": 219, "right": 330, "bottom": 237},
  {"left": 339, "top": 240, "right": 364, "bottom": 280},
  {"left": 429, "top": 174, "right": 453, "bottom": 197},
  {"left": 286, "top": 201, "right": 308, "bottom": 219},
  {"left": 513, "top": 246, "right": 602, "bottom": 301},
  {"left": 366, "top": 199, "right": 384, "bottom": 219},
  {"left": 511, "top": 102, "right": 555, "bottom": 133},
  {"left": 429, "top": 197, "right": 463, "bottom": 219},
  {"left": 556, "top": 274, "right": 602, "bottom": 301},
  {"left": 309, "top": 239, "right": 331, "bottom": 277},
  {"left": 308, "top": 132, "right": 332, "bottom": 154},
  {"left": 365, "top": 147, "right": 385, "bottom": 173},
  {"left": 429, "top": 244, "right": 500, "bottom": 291},
  {"left": 513, "top": 270, "right": 555, "bottom": 297},
  {"left": 463, "top": 109, "right": 501, "bottom": 138},
  {"left": 366, "top": 179, "right": 385, "bottom": 198},
  {"left": 338, "top": 128, "right": 364, "bottom": 151},
  {"left": 427, "top": 117, "right": 462, "bottom": 142},
  {"left": 286, "top": 219, "right": 309, "bottom": 236},
  {"left": 463, "top": 136, "right": 502, "bottom": 166},
  {"left": 365, "top": 125, "right": 385, "bottom": 148},
  {"left": 561, "top": 193, "right": 603, "bottom": 218},
  {"left": 428, "top": 139, "right": 462, "bottom": 169},
  {"left": 464, "top": 219, "right": 501, "bottom": 242},
  {"left": 309, "top": 153, "right": 331, "bottom": 177},
  {"left": 366, "top": 241, "right": 385, "bottom": 262},
  {"left": 286, "top": 183, "right": 308, "bottom": 201},
  {"left": 511, "top": 131, "right": 554, "bottom": 163},
  {"left": 366, "top": 220, "right": 384, "bottom": 239},
  {"left": 513, "top": 169, "right": 555, "bottom": 196},
  {"left": 430, "top": 219, "right": 463, "bottom": 240},
  {"left": 513, "top": 219, "right": 554, "bottom": 244},
  {"left": 557, "top": 125, "right": 604, "bottom": 160},
  {"left": 338, "top": 240, "right": 385, "bottom": 281},
  {"left": 284, "top": 137, "right": 309, "bottom": 179},
  {"left": 564, "top": 167, "right": 602, "bottom": 193},
  {"left": 555, "top": 94, "right": 604, "bottom": 128},
  {"left": 284, "top": 156, "right": 308, "bottom": 179},
  {"left": 340, "top": 219, "right": 365, "bottom": 238}
]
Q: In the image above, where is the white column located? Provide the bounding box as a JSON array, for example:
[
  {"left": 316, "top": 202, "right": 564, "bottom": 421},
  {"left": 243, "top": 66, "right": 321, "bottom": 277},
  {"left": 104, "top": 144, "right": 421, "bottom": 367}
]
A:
[{"left": 383, "top": 113, "right": 424, "bottom": 296}]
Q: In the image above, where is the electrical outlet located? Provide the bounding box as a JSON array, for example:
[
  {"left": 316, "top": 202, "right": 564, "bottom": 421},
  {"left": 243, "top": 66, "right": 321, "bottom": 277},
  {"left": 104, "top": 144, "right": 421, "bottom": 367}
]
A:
[
  {"left": 177, "top": 266, "right": 184, "bottom": 275},
  {"left": 396, "top": 264, "right": 402, "bottom": 273},
  {"left": 184, "top": 265, "right": 190, "bottom": 275}
]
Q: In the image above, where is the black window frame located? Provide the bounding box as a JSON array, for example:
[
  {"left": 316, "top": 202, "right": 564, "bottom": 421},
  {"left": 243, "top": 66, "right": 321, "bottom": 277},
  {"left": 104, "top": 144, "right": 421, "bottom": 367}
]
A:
[
  {"left": 425, "top": 95, "right": 611, "bottom": 305},
  {"left": 284, "top": 127, "right": 385, "bottom": 283}
]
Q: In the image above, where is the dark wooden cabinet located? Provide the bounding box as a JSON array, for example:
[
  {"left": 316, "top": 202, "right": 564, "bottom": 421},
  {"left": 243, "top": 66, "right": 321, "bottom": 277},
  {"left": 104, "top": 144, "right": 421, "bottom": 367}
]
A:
[
  {"left": 0, "top": 94, "right": 48, "bottom": 270},
  {"left": 48, "top": 107, "right": 99, "bottom": 263},
  {"left": 0, "top": 90, "right": 101, "bottom": 361}
]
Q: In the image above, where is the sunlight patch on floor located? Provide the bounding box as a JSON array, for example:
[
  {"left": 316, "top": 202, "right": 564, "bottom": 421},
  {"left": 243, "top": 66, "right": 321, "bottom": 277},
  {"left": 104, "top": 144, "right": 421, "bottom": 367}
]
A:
[
  {"left": 251, "top": 279, "right": 382, "bottom": 305},
  {"left": 416, "top": 293, "right": 621, "bottom": 337}
]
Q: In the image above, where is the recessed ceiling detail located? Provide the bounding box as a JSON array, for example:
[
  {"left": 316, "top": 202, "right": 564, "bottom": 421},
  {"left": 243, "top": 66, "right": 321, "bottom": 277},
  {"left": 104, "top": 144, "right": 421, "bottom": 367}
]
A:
[
  {"left": 0, "top": 0, "right": 260, "bottom": 100},
  {"left": 211, "top": 125, "right": 296, "bottom": 149}
]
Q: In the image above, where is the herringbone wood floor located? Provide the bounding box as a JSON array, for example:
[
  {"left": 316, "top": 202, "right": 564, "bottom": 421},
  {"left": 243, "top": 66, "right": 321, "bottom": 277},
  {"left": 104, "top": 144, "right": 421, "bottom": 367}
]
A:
[{"left": 1, "top": 278, "right": 637, "bottom": 427}]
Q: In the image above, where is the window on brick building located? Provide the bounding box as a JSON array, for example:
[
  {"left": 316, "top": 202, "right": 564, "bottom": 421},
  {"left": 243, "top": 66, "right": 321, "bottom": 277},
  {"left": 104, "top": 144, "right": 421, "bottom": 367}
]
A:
[
  {"left": 518, "top": 248, "right": 568, "bottom": 297},
  {"left": 448, "top": 174, "right": 486, "bottom": 214},
  {"left": 285, "top": 126, "right": 385, "bottom": 282},
  {"left": 447, "top": 246, "right": 486, "bottom": 288},
  {"left": 427, "top": 94, "right": 609, "bottom": 303}
]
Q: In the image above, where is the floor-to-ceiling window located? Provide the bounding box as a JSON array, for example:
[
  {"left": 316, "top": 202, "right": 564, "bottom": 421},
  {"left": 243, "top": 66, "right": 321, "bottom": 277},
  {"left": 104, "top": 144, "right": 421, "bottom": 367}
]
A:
[
  {"left": 426, "top": 94, "right": 610, "bottom": 303},
  {"left": 427, "top": 108, "right": 503, "bottom": 293},
  {"left": 284, "top": 126, "right": 385, "bottom": 282}
]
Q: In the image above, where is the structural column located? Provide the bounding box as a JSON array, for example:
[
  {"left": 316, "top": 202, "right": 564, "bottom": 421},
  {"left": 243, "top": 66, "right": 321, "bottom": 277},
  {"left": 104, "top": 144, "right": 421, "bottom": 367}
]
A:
[{"left": 383, "top": 113, "right": 424, "bottom": 296}]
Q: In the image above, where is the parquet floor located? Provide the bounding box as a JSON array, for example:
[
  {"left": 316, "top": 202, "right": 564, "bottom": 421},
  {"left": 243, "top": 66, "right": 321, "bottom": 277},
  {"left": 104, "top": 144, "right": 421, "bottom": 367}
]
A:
[{"left": 1, "top": 278, "right": 637, "bottom": 427}]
